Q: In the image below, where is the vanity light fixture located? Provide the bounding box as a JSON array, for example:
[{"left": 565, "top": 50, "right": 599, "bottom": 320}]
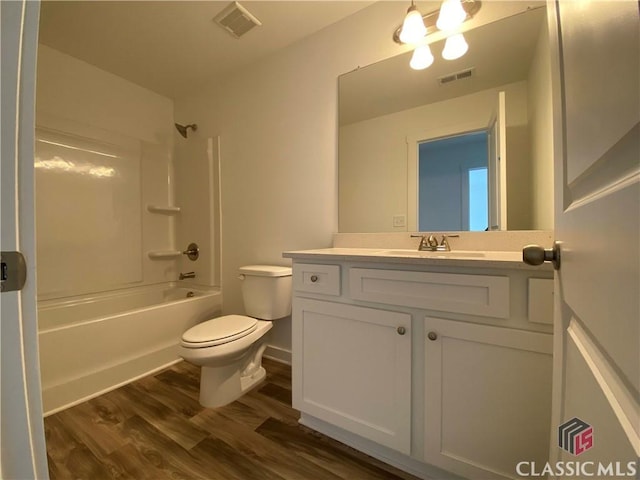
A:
[
  {"left": 392, "top": 0, "right": 480, "bottom": 45},
  {"left": 436, "top": 0, "right": 467, "bottom": 32},
  {"left": 393, "top": 1, "right": 480, "bottom": 70},
  {"left": 442, "top": 33, "right": 469, "bottom": 60},
  {"left": 399, "top": 0, "right": 427, "bottom": 45},
  {"left": 410, "top": 44, "right": 435, "bottom": 70}
]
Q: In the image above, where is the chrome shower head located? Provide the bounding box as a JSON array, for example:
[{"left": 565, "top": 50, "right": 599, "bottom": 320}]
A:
[{"left": 175, "top": 123, "right": 198, "bottom": 138}]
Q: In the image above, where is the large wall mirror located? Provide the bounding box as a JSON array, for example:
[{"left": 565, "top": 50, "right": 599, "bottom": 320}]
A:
[{"left": 338, "top": 4, "right": 554, "bottom": 233}]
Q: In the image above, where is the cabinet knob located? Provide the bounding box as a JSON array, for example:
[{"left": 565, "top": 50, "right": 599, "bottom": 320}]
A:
[
  {"left": 427, "top": 331, "right": 438, "bottom": 341},
  {"left": 397, "top": 326, "right": 406, "bottom": 335},
  {"left": 310, "top": 275, "right": 318, "bottom": 283}
]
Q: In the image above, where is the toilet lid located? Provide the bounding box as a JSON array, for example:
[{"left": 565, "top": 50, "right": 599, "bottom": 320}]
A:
[{"left": 181, "top": 315, "right": 258, "bottom": 348}]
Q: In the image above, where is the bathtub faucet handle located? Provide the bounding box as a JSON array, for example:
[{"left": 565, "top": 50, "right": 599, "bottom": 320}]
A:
[
  {"left": 182, "top": 243, "right": 199, "bottom": 261},
  {"left": 179, "top": 271, "right": 196, "bottom": 280}
]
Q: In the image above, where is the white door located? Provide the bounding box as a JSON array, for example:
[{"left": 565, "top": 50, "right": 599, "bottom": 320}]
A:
[
  {"left": 547, "top": 0, "right": 639, "bottom": 470},
  {"left": 0, "top": 0, "right": 49, "bottom": 478},
  {"left": 488, "top": 91, "right": 507, "bottom": 231}
]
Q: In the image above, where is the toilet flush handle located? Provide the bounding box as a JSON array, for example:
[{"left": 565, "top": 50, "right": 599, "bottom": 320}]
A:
[{"left": 238, "top": 274, "right": 245, "bottom": 281}]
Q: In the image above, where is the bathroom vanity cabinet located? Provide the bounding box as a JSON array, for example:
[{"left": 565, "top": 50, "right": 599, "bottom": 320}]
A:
[{"left": 283, "top": 249, "right": 554, "bottom": 480}]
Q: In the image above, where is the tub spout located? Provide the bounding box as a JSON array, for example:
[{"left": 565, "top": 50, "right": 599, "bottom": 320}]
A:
[{"left": 179, "top": 271, "right": 195, "bottom": 280}]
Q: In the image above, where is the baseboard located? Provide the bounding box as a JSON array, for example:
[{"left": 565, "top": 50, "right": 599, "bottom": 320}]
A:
[{"left": 264, "top": 344, "right": 291, "bottom": 365}]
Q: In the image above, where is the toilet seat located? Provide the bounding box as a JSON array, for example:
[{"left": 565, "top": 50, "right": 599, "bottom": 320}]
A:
[{"left": 181, "top": 315, "right": 258, "bottom": 348}]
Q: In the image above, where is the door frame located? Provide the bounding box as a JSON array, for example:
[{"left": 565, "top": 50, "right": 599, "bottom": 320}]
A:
[
  {"left": 407, "top": 119, "right": 490, "bottom": 232},
  {"left": 0, "top": 0, "right": 48, "bottom": 477}
]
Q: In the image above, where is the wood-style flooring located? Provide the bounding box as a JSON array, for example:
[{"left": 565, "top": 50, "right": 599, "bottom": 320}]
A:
[{"left": 44, "top": 358, "right": 420, "bottom": 480}]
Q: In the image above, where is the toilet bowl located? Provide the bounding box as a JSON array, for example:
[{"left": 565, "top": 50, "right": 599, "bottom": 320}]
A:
[{"left": 179, "top": 265, "right": 292, "bottom": 408}]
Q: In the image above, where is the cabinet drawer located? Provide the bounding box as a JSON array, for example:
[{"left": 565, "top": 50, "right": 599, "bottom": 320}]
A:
[
  {"left": 350, "top": 268, "right": 509, "bottom": 318},
  {"left": 293, "top": 263, "right": 341, "bottom": 296}
]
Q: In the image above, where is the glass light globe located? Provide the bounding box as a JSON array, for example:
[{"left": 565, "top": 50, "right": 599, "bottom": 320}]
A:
[
  {"left": 410, "top": 44, "right": 434, "bottom": 70},
  {"left": 436, "top": 0, "right": 467, "bottom": 32},
  {"left": 442, "top": 33, "right": 469, "bottom": 60},
  {"left": 399, "top": 7, "right": 427, "bottom": 45}
]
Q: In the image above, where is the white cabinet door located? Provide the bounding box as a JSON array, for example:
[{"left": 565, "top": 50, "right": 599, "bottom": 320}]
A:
[
  {"left": 424, "top": 317, "right": 553, "bottom": 479},
  {"left": 292, "top": 298, "right": 412, "bottom": 454}
]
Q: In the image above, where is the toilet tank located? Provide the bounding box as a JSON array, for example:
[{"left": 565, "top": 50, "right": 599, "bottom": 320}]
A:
[{"left": 239, "top": 265, "right": 292, "bottom": 320}]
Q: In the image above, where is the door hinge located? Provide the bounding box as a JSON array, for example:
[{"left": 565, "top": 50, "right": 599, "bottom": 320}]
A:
[{"left": 1, "top": 251, "right": 27, "bottom": 292}]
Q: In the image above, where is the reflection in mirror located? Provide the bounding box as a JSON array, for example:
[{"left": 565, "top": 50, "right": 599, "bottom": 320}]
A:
[
  {"left": 338, "top": 4, "right": 554, "bottom": 233},
  {"left": 419, "top": 131, "right": 489, "bottom": 231}
]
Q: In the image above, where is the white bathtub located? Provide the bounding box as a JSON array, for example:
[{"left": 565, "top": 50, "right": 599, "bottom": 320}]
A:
[{"left": 38, "top": 283, "right": 221, "bottom": 415}]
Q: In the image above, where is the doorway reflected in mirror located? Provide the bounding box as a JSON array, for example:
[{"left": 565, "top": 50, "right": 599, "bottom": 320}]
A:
[{"left": 418, "top": 131, "right": 488, "bottom": 232}]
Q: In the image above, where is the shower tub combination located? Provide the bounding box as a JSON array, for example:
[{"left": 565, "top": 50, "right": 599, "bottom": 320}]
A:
[{"left": 38, "top": 283, "right": 221, "bottom": 415}]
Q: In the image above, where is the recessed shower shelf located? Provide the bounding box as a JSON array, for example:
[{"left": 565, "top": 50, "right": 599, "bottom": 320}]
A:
[
  {"left": 147, "top": 205, "right": 181, "bottom": 215},
  {"left": 148, "top": 250, "right": 182, "bottom": 259}
]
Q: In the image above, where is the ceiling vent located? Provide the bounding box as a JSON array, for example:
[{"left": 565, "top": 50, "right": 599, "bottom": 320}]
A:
[
  {"left": 438, "top": 67, "right": 475, "bottom": 86},
  {"left": 213, "top": 1, "right": 262, "bottom": 39}
]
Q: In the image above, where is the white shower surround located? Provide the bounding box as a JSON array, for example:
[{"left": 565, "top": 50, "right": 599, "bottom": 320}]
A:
[{"left": 35, "top": 46, "right": 223, "bottom": 415}]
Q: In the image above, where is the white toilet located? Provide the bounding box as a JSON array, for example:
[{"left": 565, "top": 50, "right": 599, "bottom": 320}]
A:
[{"left": 179, "top": 265, "right": 292, "bottom": 408}]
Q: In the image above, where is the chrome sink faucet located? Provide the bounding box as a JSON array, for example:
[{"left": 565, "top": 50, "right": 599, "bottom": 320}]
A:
[
  {"left": 411, "top": 234, "right": 459, "bottom": 252},
  {"left": 179, "top": 271, "right": 196, "bottom": 280}
]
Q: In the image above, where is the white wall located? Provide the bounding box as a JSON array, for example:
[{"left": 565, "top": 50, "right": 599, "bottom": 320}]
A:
[
  {"left": 36, "top": 45, "right": 172, "bottom": 145},
  {"left": 527, "top": 19, "right": 554, "bottom": 230},
  {"left": 35, "top": 45, "right": 176, "bottom": 299},
  {"left": 174, "top": 1, "right": 543, "bottom": 356}
]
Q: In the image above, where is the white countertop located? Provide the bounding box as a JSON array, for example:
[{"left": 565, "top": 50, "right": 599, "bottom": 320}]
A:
[{"left": 283, "top": 247, "right": 553, "bottom": 270}]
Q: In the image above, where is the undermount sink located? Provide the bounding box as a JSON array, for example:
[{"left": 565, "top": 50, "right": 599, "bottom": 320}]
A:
[{"left": 379, "top": 249, "right": 486, "bottom": 258}]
